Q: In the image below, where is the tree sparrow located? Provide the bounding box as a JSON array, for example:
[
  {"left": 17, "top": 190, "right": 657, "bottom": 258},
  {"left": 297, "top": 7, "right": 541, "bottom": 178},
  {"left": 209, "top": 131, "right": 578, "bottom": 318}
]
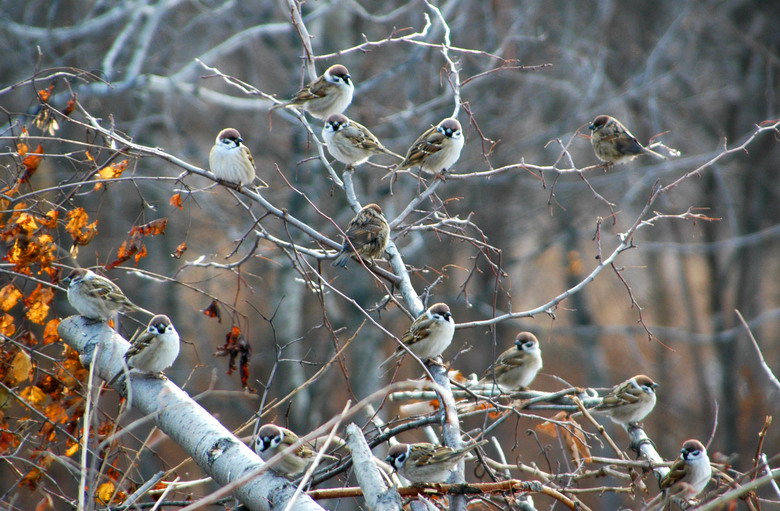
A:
[
  {"left": 124, "top": 314, "right": 180, "bottom": 374},
  {"left": 659, "top": 439, "right": 712, "bottom": 498},
  {"left": 63, "top": 268, "right": 141, "bottom": 321},
  {"left": 253, "top": 424, "right": 338, "bottom": 478},
  {"left": 385, "top": 440, "right": 487, "bottom": 484},
  {"left": 591, "top": 374, "right": 659, "bottom": 426},
  {"left": 398, "top": 118, "right": 464, "bottom": 175},
  {"left": 322, "top": 114, "right": 403, "bottom": 168},
  {"left": 380, "top": 303, "right": 455, "bottom": 366},
  {"left": 277, "top": 64, "right": 354, "bottom": 120},
  {"left": 208, "top": 128, "right": 267, "bottom": 187},
  {"left": 332, "top": 203, "right": 390, "bottom": 268},
  {"left": 588, "top": 115, "right": 666, "bottom": 164},
  {"left": 481, "top": 332, "right": 542, "bottom": 390}
]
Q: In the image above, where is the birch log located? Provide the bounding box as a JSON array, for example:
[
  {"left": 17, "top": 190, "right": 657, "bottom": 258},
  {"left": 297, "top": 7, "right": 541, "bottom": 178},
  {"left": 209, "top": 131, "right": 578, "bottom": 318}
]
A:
[{"left": 58, "top": 315, "right": 326, "bottom": 511}]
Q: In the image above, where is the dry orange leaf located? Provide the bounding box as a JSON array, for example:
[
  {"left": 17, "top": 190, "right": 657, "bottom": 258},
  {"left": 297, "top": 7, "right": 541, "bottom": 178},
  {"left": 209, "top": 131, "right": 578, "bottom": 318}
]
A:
[
  {"left": 65, "top": 208, "right": 98, "bottom": 246},
  {"left": 64, "top": 442, "right": 79, "bottom": 457},
  {"left": 40, "top": 210, "right": 58, "bottom": 229},
  {"left": 172, "top": 241, "right": 187, "bottom": 259},
  {"left": 202, "top": 300, "right": 221, "bottom": 321},
  {"left": 63, "top": 95, "right": 77, "bottom": 116},
  {"left": 43, "top": 319, "right": 60, "bottom": 345},
  {"left": 94, "top": 159, "right": 129, "bottom": 190},
  {"left": 17, "top": 142, "right": 29, "bottom": 158},
  {"left": 0, "top": 313, "right": 16, "bottom": 337},
  {"left": 20, "top": 145, "right": 44, "bottom": 182},
  {"left": 129, "top": 218, "right": 167, "bottom": 237},
  {"left": 9, "top": 350, "right": 32, "bottom": 385},
  {"left": 95, "top": 482, "right": 116, "bottom": 505},
  {"left": 0, "top": 284, "right": 23, "bottom": 311},
  {"left": 169, "top": 193, "right": 183, "bottom": 209},
  {"left": 19, "top": 385, "right": 46, "bottom": 408},
  {"left": 24, "top": 284, "right": 55, "bottom": 325}
]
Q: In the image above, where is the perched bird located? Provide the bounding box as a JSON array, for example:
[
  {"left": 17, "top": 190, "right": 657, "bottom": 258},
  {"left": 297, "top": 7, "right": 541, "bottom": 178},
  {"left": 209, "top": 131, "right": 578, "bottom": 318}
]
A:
[
  {"left": 332, "top": 204, "right": 390, "bottom": 268},
  {"left": 398, "top": 118, "right": 464, "bottom": 175},
  {"left": 322, "top": 114, "right": 403, "bottom": 168},
  {"left": 123, "top": 314, "right": 180, "bottom": 375},
  {"left": 660, "top": 439, "right": 712, "bottom": 498},
  {"left": 276, "top": 64, "right": 354, "bottom": 120},
  {"left": 482, "top": 332, "right": 543, "bottom": 390},
  {"left": 208, "top": 128, "right": 266, "bottom": 187},
  {"left": 254, "top": 424, "right": 338, "bottom": 478},
  {"left": 64, "top": 268, "right": 141, "bottom": 321},
  {"left": 591, "top": 374, "right": 659, "bottom": 426},
  {"left": 386, "top": 440, "right": 487, "bottom": 484},
  {"left": 380, "top": 303, "right": 455, "bottom": 366},
  {"left": 588, "top": 115, "right": 666, "bottom": 164}
]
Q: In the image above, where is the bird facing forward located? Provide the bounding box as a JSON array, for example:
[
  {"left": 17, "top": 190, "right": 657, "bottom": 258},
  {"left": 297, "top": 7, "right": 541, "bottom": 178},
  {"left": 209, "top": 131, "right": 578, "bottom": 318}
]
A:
[
  {"left": 209, "top": 128, "right": 266, "bottom": 187},
  {"left": 385, "top": 440, "right": 487, "bottom": 484},
  {"left": 588, "top": 115, "right": 666, "bottom": 164},
  {"left": 591, "top": 374, "right": 659, "bottom": 426},
  {"left": 380, "top": 303, "right": 455, "bottom": 366},
  {"left": 332, "top": 204, "right": 390, "bottom": 268},
  {"left": 123, "top": 314, "right": 180, "bottom": 375},
  {"left": 482, "top": 332, "right": 543, "bottom": 390},
  {"left": 398, "top": 118, "right": 464, "bottom": 175},
  {"left": 276, "top": 64, "right": 354, "bottom": 120},
  {"left": 322, "top": 114, "right": 403, "bottom": 168},
  {"left": 254, "top": 424, "right": 338, "bottom": 478},
  {"left": 659, "top": 439, "right": 712, "bottom": 498},
  {"left": 64, "top": 268, "right": 141, "bottom": 321}
]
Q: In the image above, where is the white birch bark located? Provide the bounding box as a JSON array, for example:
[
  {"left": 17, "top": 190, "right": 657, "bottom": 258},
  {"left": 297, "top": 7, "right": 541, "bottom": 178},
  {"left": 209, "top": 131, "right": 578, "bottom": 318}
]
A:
[
  {"left": 344, "top": 423, "right": 401, "bottom": 511},
  {"left": 58, "top": 316, "right": 326, "bottom": 511}
]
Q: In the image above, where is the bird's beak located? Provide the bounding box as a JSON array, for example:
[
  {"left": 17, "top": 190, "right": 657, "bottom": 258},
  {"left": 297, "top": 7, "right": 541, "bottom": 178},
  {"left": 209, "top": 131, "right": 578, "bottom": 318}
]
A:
[{"left": 588, "top": 124, "right": 596, "bottom": 131}]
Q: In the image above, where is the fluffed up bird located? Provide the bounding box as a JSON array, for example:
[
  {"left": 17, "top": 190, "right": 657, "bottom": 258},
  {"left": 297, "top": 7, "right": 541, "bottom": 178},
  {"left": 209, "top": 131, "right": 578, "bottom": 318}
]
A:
[
  {"left": 332, "top": 204, "right": 390, "bottom": 268},
  {"left": 64, "top": 268, "right": 141, "bottom": 321},
  {"left": 385, "top": 440, "right": 487, "bottom": 484},
  {"left": 482, "top": 332, "right": 543, "bottom": 390},
  {"left": 660, "top": 439, "right": 712, "bottom": 498},
  {"left": 397, "top": 118, "right": 464, "bottom": 176},
  {"left": 588, "top": 115, "right": 666, "bottom": 164},
  {"left": 380, "top": 303, "right": 455, "bottom": 366},
  {"left": 123, "top": 314, "right": 180, "bottom": 375},
  {"left": 322, "top": 114, "right": 403, "bottom": 168},
  {"left": 209, "top": 128, "right": 267, "bottom": 188},
  {"left": 275, "top": 64, "right": 354, "bottom": 120},
  {"left": 591, "top": 374, "right": 659, "bottom": 426},
  {"left": 254, "top": 424, "right": 338, "bottom": 478}
]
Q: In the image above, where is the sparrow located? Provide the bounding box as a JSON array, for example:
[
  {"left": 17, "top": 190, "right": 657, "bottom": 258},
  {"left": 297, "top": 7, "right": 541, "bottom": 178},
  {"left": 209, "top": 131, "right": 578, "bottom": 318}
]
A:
[
  {"left": 380, "top": 303, "right": 455, "bottom": 366},
  {"left": 332, "top": 203, "right": 390, "bottom": 268},
  {"left": 591, "top": 374, "right": 659, "bottom": 426},
  {"left": 253, "top": 424, "right": 338, "bottom": 478},
  {"left": 276, "top": 64, "right": 354, "bottom": 120},
  {"left": 123, "top": 314, "right": 180, "bottom": 375},
  {"left": 63, "top": 268, "right": 141, "bottom": 321},
  {"left": 588, "top": 115, "right": 666, "bottom": 164},
  {"left": 208, "top": 128, "right": 267, "bottom": 187},
  {"left": 322, "top": 114, "right": 403, "bottom": 168},
  {"left": 659, "top": 439, "right": 712, "bottom": 498},
  {"left": 481, "top": 332, "right": 543, "bottom": 390},
  {"left": 398, "top": 118, "right": 464, "bottom": 175},
  {"left": 385, "top": 440, "right": 487, "bottom": 484}
]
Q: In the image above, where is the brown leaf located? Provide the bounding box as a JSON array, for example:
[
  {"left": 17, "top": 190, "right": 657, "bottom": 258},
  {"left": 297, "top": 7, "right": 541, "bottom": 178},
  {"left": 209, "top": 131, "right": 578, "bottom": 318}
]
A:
[
  {"left": 202, "top": 300, "right": 221, "bottom": 322},
  {"left": 19, "top": 385, "right": 46, "bottom": 408},
  {"left": 172, "top": 242, "right": 187, "bottom": 259},
  {"left": 0, "top": 284, "right": 23, "bottom": 311},
  {"left": 129, "top": 218, "right": 167, "bottom": 237},
  {"left": 23, "top": 284, "right": 55, "bottom": 325},
  {"left": 65, "top": 208, "right": 98, "bottom": 246},
  {"left": 43, "top": 319, "right": 60, "bottom": 345},
  {"left": 169, "top": 193, "right": 183, "bottom": 210},
  {"left": 0, "top": 313, "right": 16, "bottom": 337},
  {"left": 62, "top": 95, "right": 77, "bottom": 117},
  {"left": 20, "top": 145, "right": 44, "bottom": 182},
  {"left": 9, "top": 350, "right": 32, "bottom": 385}
]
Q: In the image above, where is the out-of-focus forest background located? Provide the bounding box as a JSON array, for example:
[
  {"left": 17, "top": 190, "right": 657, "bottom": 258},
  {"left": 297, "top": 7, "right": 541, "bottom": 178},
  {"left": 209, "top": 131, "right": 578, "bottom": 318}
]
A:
[{"left": 1, "top": 0, "right": 779, "bottom": 509}]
